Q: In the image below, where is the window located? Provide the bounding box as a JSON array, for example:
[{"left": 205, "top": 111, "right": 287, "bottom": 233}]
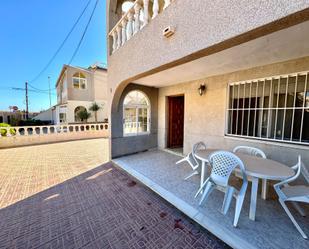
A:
[
  {"left": 123, "top": 90, "right": 150, "bottom": 135},
  {"left": 226, "top": 71, "right": 309, "bottom": 145},
  {"left": 59, "top": 113, "right": 66, "bottom": 123},
  {"left": 72, "top": 72, "right": 87, "bottom": 89}
]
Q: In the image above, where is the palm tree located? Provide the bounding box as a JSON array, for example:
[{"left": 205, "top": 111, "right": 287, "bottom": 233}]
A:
[
  {"left": 89, "top": 102, "right": 102, "bottom": 122},
  {"left": 76, "top": 109, "right": 91, "bottom": 123}
]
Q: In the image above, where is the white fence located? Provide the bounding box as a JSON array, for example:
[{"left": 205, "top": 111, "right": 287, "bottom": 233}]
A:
[
  {"left": 0, "top": 123, "right": 109, "bottom": 148},
  {"left": 0, "top": 123, "right": 109, "bottom": 137}
]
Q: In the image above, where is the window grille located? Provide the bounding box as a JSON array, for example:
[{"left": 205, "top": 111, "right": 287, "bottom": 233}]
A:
[{"left": 226, "top": 71, "right": 309, "bottom": 145}]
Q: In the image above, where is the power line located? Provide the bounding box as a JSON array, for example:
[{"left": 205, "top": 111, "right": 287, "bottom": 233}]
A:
[
  {"left": 28, "top": 82, "right": 55, "bottom": 92},
  {"left": 29, "top": 0, "right": 93, "bottom": 83},
  {"left": 68, "top": 0, "right": 99, "bottom": 65}
]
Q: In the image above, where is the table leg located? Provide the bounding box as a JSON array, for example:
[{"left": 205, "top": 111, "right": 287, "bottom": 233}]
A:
[
  {"left": 261, "top": 179, "right": 268, "bottom": 200},
  {"left": 249, "top": 177, "right": 259, "bottom": 221},
  {"left": 200, "top": 160, "right": 205, "bottom": 189}
]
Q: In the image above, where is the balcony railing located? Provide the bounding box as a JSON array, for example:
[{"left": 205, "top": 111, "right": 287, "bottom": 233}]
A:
[{"left": 108, "top": 0, "right": 174, "bottom": 53}]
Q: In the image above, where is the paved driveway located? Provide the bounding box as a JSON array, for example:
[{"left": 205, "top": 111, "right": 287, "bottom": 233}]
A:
[{"left": 0, "top": 139, "right": 228, "bottom": 248}]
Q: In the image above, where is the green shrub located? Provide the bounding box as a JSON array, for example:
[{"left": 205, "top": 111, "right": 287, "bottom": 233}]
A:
[{"left": 0, "top": 123, "right": 16, "bottom": 136}]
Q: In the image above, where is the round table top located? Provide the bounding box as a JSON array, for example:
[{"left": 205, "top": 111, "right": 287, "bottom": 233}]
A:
[{"left": 195, "top": 149, "right": 295, "bottom": 180}]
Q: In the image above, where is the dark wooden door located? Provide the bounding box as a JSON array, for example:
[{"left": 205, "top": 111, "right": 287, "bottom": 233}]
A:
[{"left": 168, "top": 96, "right": 184, "bottom": 148}]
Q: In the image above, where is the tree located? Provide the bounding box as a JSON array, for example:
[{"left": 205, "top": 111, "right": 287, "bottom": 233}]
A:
[
  {"left": 89, "top": 102, "right": 102, "bottom": 122},
  {"left": 76, "top": 109, "right": 91, "bottom": 123}
]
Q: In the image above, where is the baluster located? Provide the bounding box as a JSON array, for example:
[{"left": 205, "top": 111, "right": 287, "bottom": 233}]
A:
[
  {"left": 134, "top": 3, "right": 141, "bottom": 34},
  {"left": 111, "top": 30, "right": 117, "bottom": 52},
  {"left": 116, "top": 26, "right": 122, "bottom": 49},
  {"left": 143, "top": 0, "right": 150, "bottom": 26},
  {"left": 152, "top": 0, "right": 159, "bottom": 19},
  {"left": 163, "top": 0, "right": 171, "bottom": 9},
  {"left": 127, "top": 11, "right": 134, "bottom": 39},
  {"left": 121, "top": 18, "right": 127, "bottom": 46}
]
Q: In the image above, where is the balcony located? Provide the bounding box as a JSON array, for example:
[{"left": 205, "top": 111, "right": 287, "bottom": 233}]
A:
[{"left": 108, "top": 0, "right": 174, "bottom": 54}]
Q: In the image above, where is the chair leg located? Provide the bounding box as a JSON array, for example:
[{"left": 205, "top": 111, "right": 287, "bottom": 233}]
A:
[
  {"left": 199, "top": 182, "right": 214, "bottom": 206},
  {"left": 233, "top": 193, "right": 246, "bottom": 227},
  {"left": 176, "top": 158, "right": 187, "bottom": 165},
  {"left": 279, "top": 199, "right": 308, "bottom": 239},
  {"left": 184, "top": 170, "right": 199, "bottom": 180},
  {"left": 292, "top": 202, "right": 306, "bottom": 217},
  {"left": 195, "top": 178, "right": 209, "bottom": 198},
  {"left": 222, "top": 187, "right": 235, "bottom": 215}
]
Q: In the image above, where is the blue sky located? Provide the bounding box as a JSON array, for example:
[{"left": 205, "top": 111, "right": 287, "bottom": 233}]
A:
[{"left": 0, "top": 0, "right": 107, "bottom": 112}]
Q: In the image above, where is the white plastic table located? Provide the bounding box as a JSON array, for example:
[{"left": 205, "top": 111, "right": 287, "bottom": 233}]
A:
[{"left": 195, "top": 149, "right": 295, "bottom": 221}]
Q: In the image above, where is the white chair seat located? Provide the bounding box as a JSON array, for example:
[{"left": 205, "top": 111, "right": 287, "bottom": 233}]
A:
[
  {"left": 274, "top": 156, "right": 309, "bottom": 239},
  {"left": 282, "top": 185, "right": 309, "bottom": 201}
]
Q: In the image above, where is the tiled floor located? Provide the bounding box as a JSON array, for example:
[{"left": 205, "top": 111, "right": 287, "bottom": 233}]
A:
[
  {"left": 113, "top": 150, "right": 309, "bottom": 249},
  {"left": 0, "top": 139, "right": 228, "bottom": 248}
]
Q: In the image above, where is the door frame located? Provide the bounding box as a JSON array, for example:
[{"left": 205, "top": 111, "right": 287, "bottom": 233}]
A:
[{"left": 166, "top": 94, "right": 185, "bottom": 148}]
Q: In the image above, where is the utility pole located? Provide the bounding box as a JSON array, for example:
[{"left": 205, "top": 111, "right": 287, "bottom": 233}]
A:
[
  {"left": 48, "top": 76, "right": 52, "bottom": 107},
  {"left": 25, "top": 82, "right": 29, "bottom": 119}
]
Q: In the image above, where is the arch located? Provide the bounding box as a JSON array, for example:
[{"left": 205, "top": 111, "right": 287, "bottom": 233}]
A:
[
  {"left": 123, "top": 90, "right": 150, "bottom": 135},
  {"left": 74, "top": 106, "right": 87, "bottom": 122},
  {"left": 72, "top": 72, "right": 87, "bottom": 89}
]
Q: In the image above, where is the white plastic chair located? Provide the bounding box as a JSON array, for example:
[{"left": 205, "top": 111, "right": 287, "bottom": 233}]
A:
[
  {"left": 233, "top": 146, "right": 266, "bottom": 158},
  {"left": 274, "top": 156, "right": 309, "bottom": 239},
  {"left": 195, "top": 151, "right": 248, "bottom": 227},
  {"left": 176, "top": 142, "right": 206, "bottom": 180},
  {"left": 233, "top": 146, "right": 268, "bottom": 199}
]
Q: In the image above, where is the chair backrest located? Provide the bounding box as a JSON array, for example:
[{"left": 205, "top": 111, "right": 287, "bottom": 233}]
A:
[
  {"left": 193, "top": 141, "right": 207, "bottom": 153},
  {"left": 291, "top": 156, "right": 309, "bottom": 184},
  {"left": 274, "top": 156, "right": 302, "bottom": 195},
  {"left": 187, "top": 142, "right": 207, "bottom": 169},
  {"left": 233, "top": 146, "right": 266, "bottom": 159},
  {"left": 209, "top": 151, "right": 247, "bottom": 187}
]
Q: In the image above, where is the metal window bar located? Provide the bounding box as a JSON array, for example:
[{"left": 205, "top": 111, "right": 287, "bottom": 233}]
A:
[
  {"left": 247, "top": 82, "right": 252, "bottom": 136},
  {"left": 282, "top": 76, "right": 289, "bottom": 140},
  {"left": 227, "top": 71, "right": 309, "bottom": 145},
  {"left": 266, "top": 78, "right": 273, "bottom": 138},
  {"left": 273, "top": 77, "right": 281, "bottom": 139},
  {"left": 253, "top": 81, "right": 258, "bottom": 136},
  {"left": 299, "top": 73, "right": 308, "bottom": 142},
  {"left": 241, "top": 83, "right": 245, "bottom": 135},
  {"left": 259, "top": 80, "right": 265, "bottom": 137},
  {"left": 290, "top": 74, "right": 298, "bottom": 141},
  {"left": 236, "top": 84, "right": 240, "bottom": 135}
]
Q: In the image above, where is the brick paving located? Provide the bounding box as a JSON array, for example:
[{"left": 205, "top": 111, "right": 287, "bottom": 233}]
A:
[{"left": 0, "top": 139, "right": 229, "bottom": 248}]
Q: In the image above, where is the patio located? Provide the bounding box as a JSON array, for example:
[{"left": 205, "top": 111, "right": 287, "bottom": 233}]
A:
[{"left": 113, "top": 149, "right": 309, "bottom": 249}]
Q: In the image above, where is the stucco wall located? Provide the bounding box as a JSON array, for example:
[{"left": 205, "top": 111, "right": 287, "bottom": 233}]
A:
[
  {"left": 66, "top": 67, "right": 94, "bottom": 101},
  {"left": 158, "top": 56, "right": 309, "bottom": 168},
  {"left": 0, "top": 131, "right": 108, "bottom": 149},
  {"left": 111, "top": 83, "right": 158, "bottom": 158},
  {"left": 107, "top": 0, "right": 309, "bottom": 93}
]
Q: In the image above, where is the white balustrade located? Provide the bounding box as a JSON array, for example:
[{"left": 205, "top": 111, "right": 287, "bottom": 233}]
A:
[
  {"left": 0, "top": 123, "right": 109, "bottom": 138},
  {"left": 127, "top": 11, "right": 134, "bottom": 40},
  {"left": 134, "top": 3, "right": 141, "bottom": 34},
  {"left": 121, "top": 19, "right": 127, "bottom": 46},
  {"left": 152, "top": 0, "right": 159, "bottom": 19},
  {"left": 108, "top": 0, "right": 175, "bottom": 53},
  {"left": 164, "top": 0, "right": 171, "bottom": 9}
]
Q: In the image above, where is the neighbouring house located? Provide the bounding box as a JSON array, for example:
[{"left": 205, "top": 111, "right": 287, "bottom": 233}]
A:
[
  {"left": 0, "top": 110, "right": 38, "bottom": 125},
  {"left": 34, "top": 64, "right": 108, "bottom": 124}
]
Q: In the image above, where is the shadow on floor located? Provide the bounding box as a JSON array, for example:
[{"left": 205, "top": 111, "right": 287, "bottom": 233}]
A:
[{"left": 0, "top": 163, "right": 229, "bottom": 249}]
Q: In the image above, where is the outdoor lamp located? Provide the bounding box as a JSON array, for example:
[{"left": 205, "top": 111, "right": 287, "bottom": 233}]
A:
[{"left": 198, "top": 84, "right": 206, "bottom": 96}]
